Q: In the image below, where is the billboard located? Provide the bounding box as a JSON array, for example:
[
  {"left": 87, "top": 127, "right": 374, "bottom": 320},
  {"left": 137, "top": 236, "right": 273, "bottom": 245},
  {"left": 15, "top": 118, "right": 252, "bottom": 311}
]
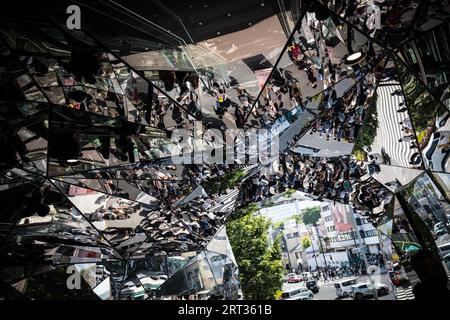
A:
[{"left": 332, "top": 203, "right": 353, "bottom": 233}]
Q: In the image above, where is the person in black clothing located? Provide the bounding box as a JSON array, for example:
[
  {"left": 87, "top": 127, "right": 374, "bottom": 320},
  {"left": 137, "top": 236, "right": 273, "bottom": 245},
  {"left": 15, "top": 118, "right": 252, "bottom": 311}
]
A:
[{"left": 410, "top": 249, "right": 450, "bottom": 300}]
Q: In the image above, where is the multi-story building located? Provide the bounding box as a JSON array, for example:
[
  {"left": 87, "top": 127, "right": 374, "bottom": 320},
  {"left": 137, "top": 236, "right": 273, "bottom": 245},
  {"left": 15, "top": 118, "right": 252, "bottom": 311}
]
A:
[{"left": 320, "top": 203, "right": 382, "bottom": 256}]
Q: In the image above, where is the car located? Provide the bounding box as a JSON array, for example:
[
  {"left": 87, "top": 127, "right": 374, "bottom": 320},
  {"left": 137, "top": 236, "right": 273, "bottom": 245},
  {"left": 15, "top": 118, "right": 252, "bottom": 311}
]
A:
[
  {"left": 435, "top": 227, "right": 447, "bottom": 237},
  {"left": 434, "top": 222, "right": 444, "bottom": 232},
  {"left": 285, "top": 273, "right": 296, "bottom": 281},
  {"left": 350, "top": 283, "right": 390, "bottom": 300},
  {"left": 438, "top": 243, "right": 450, "bottom": 258},
  {"left": 286, "top": 274, "right": 302, "bottom": 283},
  {"left": 282, "top": 287, "right": 314, "bottom": 300},
  {"left": 334, "top": 278, "right": 358, "bottom": 298},
  {"left": 305, "top": 279, "right": 319, "bottom": 294}
]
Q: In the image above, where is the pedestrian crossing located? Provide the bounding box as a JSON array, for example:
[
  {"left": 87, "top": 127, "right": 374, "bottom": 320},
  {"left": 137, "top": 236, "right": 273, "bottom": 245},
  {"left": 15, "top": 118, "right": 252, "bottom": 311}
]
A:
[
  {"left": 435, "top": 233, "right": 450, "bottom": 247},
  {"left": 208, "top": 188, "right": 240, "bottom": 213},
  {"left": 395, "top": 286, "right": 415, "bottom": 300},
  {"left": 372, "top": 80, "right": 415, "bottom": 168}
]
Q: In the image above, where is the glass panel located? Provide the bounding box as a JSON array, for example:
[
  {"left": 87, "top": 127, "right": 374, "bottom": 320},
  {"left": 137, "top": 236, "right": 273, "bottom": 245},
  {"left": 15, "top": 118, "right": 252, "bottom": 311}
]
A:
[{"left": 395, "top": 55, "right": 450, "bottom": 173}]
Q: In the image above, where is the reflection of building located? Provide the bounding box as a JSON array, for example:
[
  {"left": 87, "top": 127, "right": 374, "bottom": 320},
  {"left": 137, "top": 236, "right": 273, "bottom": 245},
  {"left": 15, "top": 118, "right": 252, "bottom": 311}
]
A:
[
  {"left": 410, "top": 174, "right": 448, "bottom": 225},
  {"left": 323, "top": 204, "right": 382, "bottom": 255},
  {"left": 399, "top": 23, "right": 450, "bottom": 107},
  {"left": 277, "top": 221, "right": 309, "bottom": 272}
]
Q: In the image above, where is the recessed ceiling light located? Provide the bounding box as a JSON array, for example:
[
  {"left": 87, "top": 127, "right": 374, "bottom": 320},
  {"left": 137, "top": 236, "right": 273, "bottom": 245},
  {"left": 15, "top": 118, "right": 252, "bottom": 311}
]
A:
[
  {"left": 261, "top": 2, "right": 265, "bottom": 6},
  {"left": 345, "top": 51, "right": 366, "bottom": 65},
  {"left": 217, "top": 31, "right": 221, "bottom": 35},
  {"left": 199, "top": 22, "right": 203, "bottom": 25},
  {"left": 227, "top": 13, "right": 232, "bottom": 17},
  {"left": 248, "top": 22, "right": 253, "bottom": 26}
]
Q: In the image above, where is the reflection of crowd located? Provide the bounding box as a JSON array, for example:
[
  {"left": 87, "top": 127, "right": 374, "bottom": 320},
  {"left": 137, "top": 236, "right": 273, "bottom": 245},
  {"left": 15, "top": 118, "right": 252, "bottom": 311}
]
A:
[
  {"left": 89, "top": 200, "right": 135, "bottom": 221},
  {"left": 308, "top": 80, "right": 374, "bottom": 142},
  {"left": 90, "top": 163, "right": 238, "bottom": 206},
  {"left": 237, "top": 153, "right": 391, "bottom": 224},
  {"left": 287, "top": 35, "right": 324, "bottom": 89}
]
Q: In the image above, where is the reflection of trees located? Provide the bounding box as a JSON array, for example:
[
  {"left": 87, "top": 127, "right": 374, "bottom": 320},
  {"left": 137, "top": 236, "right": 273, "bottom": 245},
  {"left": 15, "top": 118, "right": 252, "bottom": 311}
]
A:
[
  {"left": 353, "top": 96, "right": 379, "bottom": 159},
  {"left": 202, "top": 169, "right": 246, "bottom": 195},
  {"left": 228, "top": 203, "right": 260, "bottom": 223},
  {"left": 301, "top": 235, "right": 311, "bottom": 249},
  {"left": 395, "top": 56, "right": 446, "bottom": 132},
  {"left": 227, "top": 215, "right": 284, "bottom": 300},
  {"left": 302, "top": 206, "right": 321, "bottom": 226}
]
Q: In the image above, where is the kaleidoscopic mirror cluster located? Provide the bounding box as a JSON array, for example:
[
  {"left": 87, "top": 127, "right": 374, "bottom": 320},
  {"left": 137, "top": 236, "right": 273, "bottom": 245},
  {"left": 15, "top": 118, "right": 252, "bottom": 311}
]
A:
[{"left": 1, "top": 0, "right": 450, "bottom": 300}]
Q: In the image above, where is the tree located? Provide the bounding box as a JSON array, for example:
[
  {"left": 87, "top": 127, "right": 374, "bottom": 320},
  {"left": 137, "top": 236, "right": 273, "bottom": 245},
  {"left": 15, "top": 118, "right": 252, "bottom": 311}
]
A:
[
  {"left": 229, "top": 203, "right": 260, "bottom": 222},
  {"left": 301, "top": 235, "right": 311, "bottom": 249},
  {"left": 302, "top": 206, "right": 321, "bottom": 226},
  {"left": 202, "top": 169, "right": 247, "bottom": 195},
  {"left": 353, "top": 99, "right": 378, "bottom": 160},
  {"left": 294, "top": 214, "right": 303, "bottom": 226},
  {"left": 227, "top": 215, "right": 285, "bottom": 300},
  {"left": 394, "top": 56, "right": 446, "bottom": 133}
]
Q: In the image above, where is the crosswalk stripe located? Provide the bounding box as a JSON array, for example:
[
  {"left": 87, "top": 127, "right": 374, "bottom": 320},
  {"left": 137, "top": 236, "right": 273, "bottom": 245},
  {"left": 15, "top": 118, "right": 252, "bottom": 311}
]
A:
[{"left": 372, "top": 80, "right": 415, "bottom": 168}]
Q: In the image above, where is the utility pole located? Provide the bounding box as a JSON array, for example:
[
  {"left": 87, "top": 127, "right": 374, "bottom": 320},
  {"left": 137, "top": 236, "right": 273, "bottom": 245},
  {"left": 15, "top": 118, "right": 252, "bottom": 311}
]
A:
[
  {"left": 315, "top": 223, "right": 329, "bottom": 270},
  {"left": 349, "top": 208, "right": 378, "bottom": 300},
  {"left": 307, "top": 227, "right": 319, "bottom": 271}
]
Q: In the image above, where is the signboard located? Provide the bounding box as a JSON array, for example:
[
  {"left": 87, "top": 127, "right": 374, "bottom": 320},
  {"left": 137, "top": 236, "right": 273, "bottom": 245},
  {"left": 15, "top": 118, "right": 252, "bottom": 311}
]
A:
[
  {"left": 68, "top": 185, "right": 97, "bottom": 196},
  {"left": 332, "top": 203, "right": 353, "bottom": 233},
  {"left": 254, "top": 68, "right": 272, "bottom": 89}
]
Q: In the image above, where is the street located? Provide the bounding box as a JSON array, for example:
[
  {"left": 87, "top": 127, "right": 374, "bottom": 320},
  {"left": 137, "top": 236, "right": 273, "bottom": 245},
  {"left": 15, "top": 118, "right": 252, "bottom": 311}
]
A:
[{"left": 282, "top": 274, "right": 396, "bottom": 300}]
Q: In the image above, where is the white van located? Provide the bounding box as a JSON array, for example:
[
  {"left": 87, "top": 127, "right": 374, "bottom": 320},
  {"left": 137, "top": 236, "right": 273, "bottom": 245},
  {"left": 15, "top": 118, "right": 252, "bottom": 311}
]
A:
[
  {"left": 438, "top": 243, "right": 450, "bottom": 258},
  {"left": 334, "top": 278, "right": 358, "bottom": 298},
  {"left": 282, "top": 287, "right": 313, "bottom": 300}
]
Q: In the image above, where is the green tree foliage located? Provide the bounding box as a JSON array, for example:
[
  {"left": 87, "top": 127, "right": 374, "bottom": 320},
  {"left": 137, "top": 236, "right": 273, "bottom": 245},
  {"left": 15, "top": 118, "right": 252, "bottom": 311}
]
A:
[
  {"left": 202, "top": 169, "right": 247, "bottom": 195},
  {"left": 285, "top": 189, "right": 296, "bottom": 198},
  {"left": 395, "top": 56, "right": 447, "bottom": 133},
  {"left": 302, "top": 206, "right": 322, "bottom": 226},
  {"left": 353, "top": 98, "right": 379, "bottom": 159},
  {"left": 227, "top": 215, "right": 284, "bottom": 300},
  {"left": 294, "top": 214, "right": 303, "bottom": 226},
  {"left": 229, "top": 203, "right": 260, "bottom": 222},
  {"left": 301, "top": 235, "right": 311, "bottom": 249}
]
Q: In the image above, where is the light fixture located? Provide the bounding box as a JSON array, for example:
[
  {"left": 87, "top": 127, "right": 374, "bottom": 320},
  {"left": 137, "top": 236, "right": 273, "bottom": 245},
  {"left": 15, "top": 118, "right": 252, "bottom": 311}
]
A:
[
  {"left": 345, "top": 51, "right": 366, "bottom": 65},
  {"left": 66, "top": 159, "right": 79, "bottom": 164}
]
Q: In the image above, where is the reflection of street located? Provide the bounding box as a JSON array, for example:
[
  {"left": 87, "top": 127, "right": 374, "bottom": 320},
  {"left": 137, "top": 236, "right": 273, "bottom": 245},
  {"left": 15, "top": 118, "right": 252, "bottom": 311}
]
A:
[
  {"left": 371, "top": 80, "right": 414, "bottom": 168},
  {"left": 423, "top": 112, "right": 450, "bottom": 172},
  {"left": 282, "top": 274, "right": 395, "bottom": 300}
]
